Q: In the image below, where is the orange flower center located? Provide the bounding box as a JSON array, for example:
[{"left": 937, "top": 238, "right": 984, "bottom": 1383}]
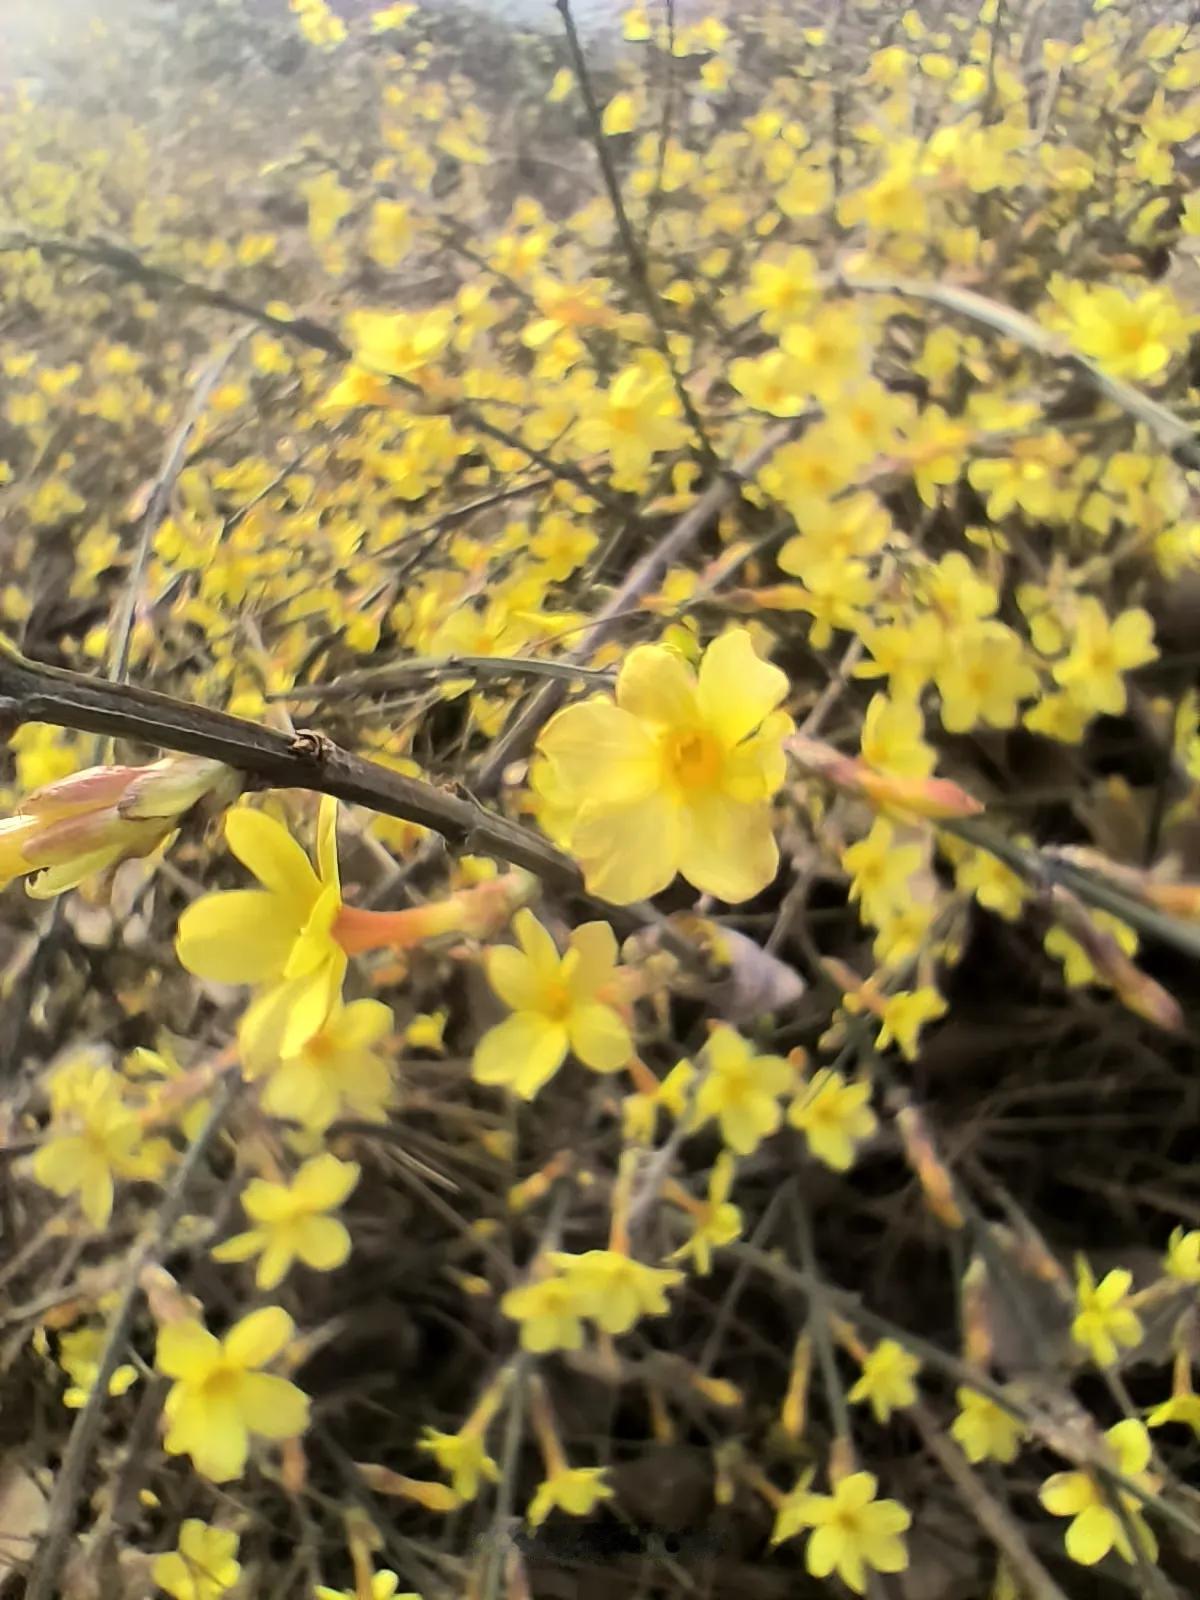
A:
[
  {"left": 201, "top": 1365, "right": 242, "bottom": 1403},
  {"left": 666, "top": 728, "right": 722, "bottom": 789},
  {"left": 540, "top": 980, "right": 573, "bottom": 1021}
]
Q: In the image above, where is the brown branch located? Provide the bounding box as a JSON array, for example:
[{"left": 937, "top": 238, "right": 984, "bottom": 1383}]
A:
[
  {"left": 0, "top": 639, "right": 581, "bottom": 891},
  {"left": 0, "top": 640, "right": 698, "bottom": 959}
]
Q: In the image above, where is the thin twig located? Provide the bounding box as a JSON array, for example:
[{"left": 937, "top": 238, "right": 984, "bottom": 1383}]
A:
[
  {"left": 910, "top": 1403, "right": 1071, "bottom": 1600},
  {"left": 554, "top": 0, "right": 717, "bottom": 468},
  {"left": 275, "top": 654, "right": 615, "bottom": 706},
  {"left": 110, "top": 340, "right": 243, "bottom": 686}
]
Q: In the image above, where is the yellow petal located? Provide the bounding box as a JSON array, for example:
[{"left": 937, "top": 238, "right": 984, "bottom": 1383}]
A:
[
  {"left": 473, "top": 1012, "right": 567, "bottom": 1099},
  {"left": 486, "top": 945, "right": 543, "bottom": 1012},
  {"left": 696, "top": 629, "right": 789, "bottom": 747},
  {"left": 1039, "top": 1471, "right": 1092, "bottom": 1517},
  {"left": 156, "top": 1319, "right": 222, "bottom": 1380},
  {"left": 236, "top": 1371, "right": 311, "bottom": 1439},
  {"left": 570, "top": 791, "right": 682, "bottom": 903},
  {"left": 538, "top": 698, "right": 660, "bottom": 806},
  {"left": 565, "top": 921, "right": 618, "bottom": 998},
  {"left": 278, "top": 958, "right": 347, "bottom": 1059},
  {"left": 513, "top": 908, "right": 563, "bottom": 984},
  {"left": 256, "top": 1239, "right": 295, "bottom": 1291},
  {"left": 223, "top": 1305, "right": 295, "bottom": 1369},
  {"left": 567, "top": 1001, "right": 632, "bottom": 1072},
  {"left": 327, "top": 996, "right": 393, "bottom": 1049},
  {"left": 224, "top": 807, "right": 317, "bottom": 915},
  {"left": 616, "top": 644, "right": 700, "bottom": 729},
  {"left": 1064, "top": 1503, "right": 1115, "bottom": 1566},
  {"left": 679, "top": 793, "right": 779, "bottom": 902},
  {"left": 212, "top": 1228, "right": 267, "bottom": 1263},
  {"left": 295, "top": 1214, "right": 352, "bottom": 1271},
  {"left": 164, "top": 1390, "right": 248, "bottom": 1482},
  {"left": 175, "top": 890, "right": 296, "bottom": 984},
  {"left": 292, "top": 1152, "right": 360, "bottom": 1210},
  {"left": 316, "top": 794, "right": 340, "bottom": 892}
]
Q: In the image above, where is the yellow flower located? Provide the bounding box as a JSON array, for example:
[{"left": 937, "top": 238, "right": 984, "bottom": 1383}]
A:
[
  {"left": 157, "top": 1306, "right": 310, "bottom": 1482},
  {"left": 859, "top": 695, "right": 935, "bottom": 780},
  {"left": 1071, "top": 1258, "right": 1143, "bottom": 1367},
  {"left": 1147, "top": 1392, "right": 1200, "bottom": 1435},
  {"left": 212, "top": 1153, "right": 359, "bottom": 1289},
  {"left": 842, "top": 818, "right": 924, "bottom": 927},
  {"left": 875, "top": 986, "right": 947, "bottom": 1060},
  {"left": 1051, "top": 600, "right": 1157, "bottom": 717},
  {"left": 57, "top": 1324, "right": 138, "bottom": 1409},
  {"left": 935, "top": 622, "right": 1038, "bottom": 732},
  {"left": 668, "top": 1152, "right": 743, "bottom": 1274},
  {"left": 315, "top": 1573, "right": 419, "bottom": 1600},
  {"left": 500, "top": 1271, "right": 586, "bottom": 1353},
  {"left": 1044, "top": 910, "right": 1137, "bottom": 989},
  {"left": 152, "top": 1520, "right": 241, "bottom": 1600},
  {"left": 1039, "top": 1420, "right": 1157, "bottom": 1566},
  {"left": 32, "top": 1064, "right": 166, "bottom": 1227},
  {"left": 573, "top": 359, "right": 689, "bottom": 486},
  {"left": 548, "top": 1249, "right": 683, "bottom": 1335},
  {"left": 246, "top": 995, "right": 395, "bottom": 1133},
  {"left": 527, "top": 1466, "right": 614, "bottom": 1527},
  {"left": 600, "top": 92, "right": 636, "bottom": 135},
  {"left": 693, "top": 1025, "right": 793, "bottom": 1155},
  {"left": 1165, "top": 1226, "right": 1200, "bottom": 1281},
  {"left": 745, "top": 249, "right": 817, "bottom": 331},
  {"left": 472, "top": 910, "right": 632, "bottom": 1099},
  {"left": 176, "top": 798, "right": 346, "bottom": 1061},
  {"left": 849, "top": 1339, "right": 920, "bottom": 1422},
  {"left": 1058, "top": 282, "right": 1189, "bottom": 381},
  {"left": 788, "top": 1069, "right": 877, "bottom": 1171},
  {"left": 951, "top": 1389, "right": 1024, "bottom": 1464},
  {"left": 536, "top": 629, "right": 791, "bottom": 904},
  {"left": 419, "top": 1428, "right": 500, "bottom": 1500},
  {"left": 778, "top": 1471, "right": 911, "bottom": 1594}
]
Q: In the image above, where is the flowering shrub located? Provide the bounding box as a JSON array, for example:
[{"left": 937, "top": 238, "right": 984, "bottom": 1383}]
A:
[{"left": 3, "top": 0, "right": 1200, "bottom": 1595}]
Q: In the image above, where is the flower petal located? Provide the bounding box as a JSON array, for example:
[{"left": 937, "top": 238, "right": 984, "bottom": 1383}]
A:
[
  {"left": 568, "top": 1001, "right": 632, "bottom": 1072},
  {"left": 616, "top": 644, "right": 700, "bottom": 728},
  {"left": 679, "top": 793, "right": 778, "bottom": 902},
  {"left": 236, "top": 1371, "right": 311, "bottom": 1439},
  {"left": 565, "top": 921, "right": 618, "bottom": 999},
  {"left": 292, "top": 1153, "right": 360, "bottom": 1210},
  {"left": 1040, "top": 1471, "right": 1092, "bottom": 1517},
  {"left": 164, "top": 1390, "right": 248, "bottom": 1482},
  {"left": 570, "top": 791, "right": 682, "bottom": 904},
  {"left": 224, "top": 807, "right": 318, "bottom": 914},
  {"left": 328, "top": 997, "right": 393, "bottom": 1049},
  {"left": 156, "top": 1319, "right": 221, "bottom": 1380},
  {"left": 316, "top": 795, "right": 340, "bottom": 892},
  {"left": 697, "top": 629, "right": 789, "bottom": 748},
  {"left": 223, "top": 1305, "right": 295, "bottom": 1369},
  {"left": 486, "top": 946, "right": 543, "bottom": 1012},
  {"left": 295, "top": 1214, "right": 353, "bottom": 1271},
  {"left": 473, "top": 1012, "right": 568, "bottom": 1099},
  {"left": 538, "top": 698, "right": 661, "bottom": 806},
  {"left": 175, "top": 890, "right": 296, "bottom": 984},
  {"left": 1065, "top": 1503, "right": 1115, "bottom": 1566},
  {"left": 513, "top": 908, "right": 563, "bottom": 985}
]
